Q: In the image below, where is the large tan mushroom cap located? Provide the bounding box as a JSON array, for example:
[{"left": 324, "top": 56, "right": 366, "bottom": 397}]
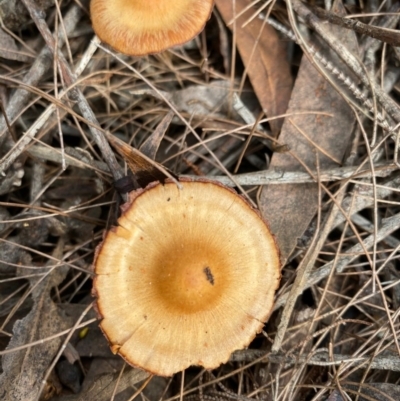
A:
[
  {"left": 90, "top": 0, "right": 214, "bottom": 56},
  {"left": 94, "top": 179, "right": 280, "bottom": 376}
]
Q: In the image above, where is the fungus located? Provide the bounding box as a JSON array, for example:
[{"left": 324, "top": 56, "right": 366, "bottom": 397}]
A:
[
  {"left": 90, "top": 0, "right": 214, "bottom": 56},
  {"left": 93, "top": 179, "right": 280, "bottom": 376}
]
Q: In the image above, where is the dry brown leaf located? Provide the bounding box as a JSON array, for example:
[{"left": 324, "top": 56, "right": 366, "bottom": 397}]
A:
[
  {"left": 53, "top": 369, "right": 149, "bottom": 401},
  {"left": 106, "top": 132, "right": 177, "bottom": 187},
  {"left": 172, "top": 80, "right": 254, "bottom": 134},
  {"left": 215, "top": 0, "right": 292, "bottom": 135},
  {"left": 0, "top": 241, "right": 72, "bottom": 401},
  {"left": 0, "top": 29, "right": 31, "bottom": 62},
  {"left": 173, "top": 80, "right": 235, "bottom": 119},
  {"left": 259, "top": 0, "right": 358, "bottom": 264},
  {"left": 0, "top": 0, "right": 53, "bottom": 31}
]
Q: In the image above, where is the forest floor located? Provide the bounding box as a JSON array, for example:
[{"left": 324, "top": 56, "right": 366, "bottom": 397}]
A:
[{"left": 1, "top": 0, "right": 400, "bottom": 400}]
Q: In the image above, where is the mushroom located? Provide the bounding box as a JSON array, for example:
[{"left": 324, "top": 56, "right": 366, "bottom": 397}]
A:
[
  {"left": 93, "top": 178, "right": 280, "bottom": 376},
  {"left": 90, "top": 0, "right": 215, "bottom": 56}
]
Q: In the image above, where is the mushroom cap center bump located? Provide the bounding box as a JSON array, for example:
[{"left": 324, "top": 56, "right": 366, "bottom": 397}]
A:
[{"left": 151, "top": 237, "right": 227, "bottom": 314}]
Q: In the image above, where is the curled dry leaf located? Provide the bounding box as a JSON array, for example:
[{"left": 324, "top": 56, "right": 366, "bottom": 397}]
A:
[
  {"left": 106, "top": 132, "right": 176, "bottom": 188},
  {"left": 172, "top": 80, "right": 240, "bottom": 120}
]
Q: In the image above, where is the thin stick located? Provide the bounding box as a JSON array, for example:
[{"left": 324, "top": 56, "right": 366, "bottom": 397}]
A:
[
  {"left": 308, "top": 4, "right": 400, "bottom": 46},
  {"left": 22, "top": 0, "right": 124, "bottom": 186}
]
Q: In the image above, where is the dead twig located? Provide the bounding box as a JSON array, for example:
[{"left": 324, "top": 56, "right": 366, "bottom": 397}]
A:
[{"left": 21, "top": 0, "right": 124, "bottom": 187}]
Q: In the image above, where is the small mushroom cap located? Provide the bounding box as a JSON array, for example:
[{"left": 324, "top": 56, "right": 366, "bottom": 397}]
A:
[
  {"left": 90, "top": 0, "right": 214, "bottom": 56},
  {"left": 94, "top": 179, "right": 280, "bottom": 376}
]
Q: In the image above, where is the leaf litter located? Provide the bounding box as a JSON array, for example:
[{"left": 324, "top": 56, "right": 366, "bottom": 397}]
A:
[{"left": 1, "top": 0, "right": 400, "bottom": 400}]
